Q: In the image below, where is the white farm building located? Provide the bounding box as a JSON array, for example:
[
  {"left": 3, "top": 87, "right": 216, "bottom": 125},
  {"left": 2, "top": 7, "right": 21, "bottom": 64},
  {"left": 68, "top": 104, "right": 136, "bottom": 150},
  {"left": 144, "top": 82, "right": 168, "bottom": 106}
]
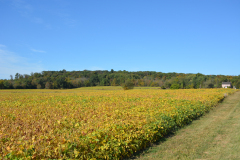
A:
[{"left": 222, "top": 82, "right": 231, "bottom": 88}]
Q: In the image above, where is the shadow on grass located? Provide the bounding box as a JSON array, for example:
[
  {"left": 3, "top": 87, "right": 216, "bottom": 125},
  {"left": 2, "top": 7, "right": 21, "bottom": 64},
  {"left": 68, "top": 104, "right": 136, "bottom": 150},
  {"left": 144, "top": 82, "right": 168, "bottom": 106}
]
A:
[
  {"left": 126, "top": 132, "right": 176, "bottom": 159},
  {"left": 125, "top": 99, "right": 230, "bottom": 160},
  {"left": 125, "top": 118, "right": 203, "bottom": 160}
]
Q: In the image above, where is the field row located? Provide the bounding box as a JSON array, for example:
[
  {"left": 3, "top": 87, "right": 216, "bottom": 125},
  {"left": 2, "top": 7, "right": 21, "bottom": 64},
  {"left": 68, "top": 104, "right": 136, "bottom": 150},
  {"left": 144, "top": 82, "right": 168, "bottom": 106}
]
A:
[{"left": 0, "top": 88, "right": 236, "bottom": 159}]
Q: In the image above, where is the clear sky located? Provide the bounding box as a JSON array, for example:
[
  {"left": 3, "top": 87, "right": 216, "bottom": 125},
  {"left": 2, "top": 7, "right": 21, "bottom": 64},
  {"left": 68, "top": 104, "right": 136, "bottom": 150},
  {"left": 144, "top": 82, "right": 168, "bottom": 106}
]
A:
[{"left": 0, "top": 0, "right": 239, "bottom": 79}]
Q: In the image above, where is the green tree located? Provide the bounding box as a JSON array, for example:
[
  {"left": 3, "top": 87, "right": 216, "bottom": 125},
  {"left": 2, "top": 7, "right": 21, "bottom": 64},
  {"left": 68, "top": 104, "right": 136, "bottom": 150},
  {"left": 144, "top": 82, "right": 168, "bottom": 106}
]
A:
[
  {"left": 89, "top": 72, "right": 99, "bottom": 86},
  {"left": 45, "top": 82, "right": 52, "bottom": 89},
  {"left": 150, "top": 81, "right": 159, "bottom": 87},
  {"left": 122, "top": 79, "right": 134, "bottom": 90},
  {"left": 0, "top": 80, "right": 4, "bottom": 89},
  {"left": 170, "top": 83, "right": 180, "bottom": 89},
  {"left": 235, "top": 81, "right": 240, "bottom": 89},
  {"left": 84, "top": 80, "right": 90, "bottom": 87},
  {"left": 15, "top": 73, "right": 20, "bottom": 80},
  {"left": 111, "top": 78, "right": 117, "bottom": 86},
  {"left": 208, "top": 83, "right": 214, "bottom": 88},
  {"left": 37, "top": 84, "right": 42, "bottom": 89}
]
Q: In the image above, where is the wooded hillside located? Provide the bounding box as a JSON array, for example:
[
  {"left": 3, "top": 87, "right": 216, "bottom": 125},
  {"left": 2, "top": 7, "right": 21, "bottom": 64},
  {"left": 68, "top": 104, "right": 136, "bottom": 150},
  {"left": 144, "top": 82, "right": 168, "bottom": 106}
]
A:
[{"left": 0, "top": 69, "right": 239, "bottom": 89}]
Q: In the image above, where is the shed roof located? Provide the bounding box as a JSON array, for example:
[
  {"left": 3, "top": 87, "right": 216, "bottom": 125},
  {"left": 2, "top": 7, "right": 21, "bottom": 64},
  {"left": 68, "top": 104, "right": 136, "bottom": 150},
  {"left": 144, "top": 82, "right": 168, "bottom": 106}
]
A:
[{"left": 222, "top": 82, "right": 231, "bottom": 84}]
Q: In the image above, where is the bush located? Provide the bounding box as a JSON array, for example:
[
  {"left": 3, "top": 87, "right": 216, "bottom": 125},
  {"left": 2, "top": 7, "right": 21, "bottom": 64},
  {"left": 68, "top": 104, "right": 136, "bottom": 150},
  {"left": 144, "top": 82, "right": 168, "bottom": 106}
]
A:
[
  {"left": 37, "top": 84, "right": 42, "bottom": 89},
  {"left": 45, "top": 82, "right": 52, "bottom": 89},
  {"left": 122, "top": 79, "right": 134, "bottom": 90},
  {"left": 150, "top": 82, "right": 159, "bottom": 87},
  {"left": 208, "top": 83, "right": 214, "bottom": 88},
  {"left": 170, "top": 83, "right": 180, "bottom": 89}
]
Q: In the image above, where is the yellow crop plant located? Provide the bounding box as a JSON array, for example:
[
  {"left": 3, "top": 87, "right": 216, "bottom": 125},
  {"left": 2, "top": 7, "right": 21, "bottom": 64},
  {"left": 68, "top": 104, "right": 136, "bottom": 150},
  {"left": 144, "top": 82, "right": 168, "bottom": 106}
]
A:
[{"left": 0, "top": 88, "right": 236, "bottom": 159}]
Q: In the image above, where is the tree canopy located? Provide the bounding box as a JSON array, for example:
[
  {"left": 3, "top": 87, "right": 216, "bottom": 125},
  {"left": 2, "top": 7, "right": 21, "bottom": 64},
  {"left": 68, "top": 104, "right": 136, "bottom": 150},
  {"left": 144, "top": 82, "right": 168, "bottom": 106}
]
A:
[{"left": 0, "top": 70, "right": 239, "bottom": 89}]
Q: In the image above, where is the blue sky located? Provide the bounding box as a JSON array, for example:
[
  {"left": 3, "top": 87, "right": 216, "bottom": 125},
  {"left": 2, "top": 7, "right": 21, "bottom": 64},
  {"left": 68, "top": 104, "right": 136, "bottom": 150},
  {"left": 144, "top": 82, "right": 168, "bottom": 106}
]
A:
[{"left": 0, "top": 0, "right": 239, "bottom": 79}]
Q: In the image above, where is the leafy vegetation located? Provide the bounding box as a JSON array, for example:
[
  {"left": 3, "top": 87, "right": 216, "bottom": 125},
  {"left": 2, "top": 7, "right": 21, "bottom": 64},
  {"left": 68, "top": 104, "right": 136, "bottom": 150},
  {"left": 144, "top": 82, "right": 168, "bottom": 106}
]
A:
[
  {"left": 137, "top": 91, "right": 240, "bottom": 160},
  {"left": 122, "top": 79, "right": 134, "bottom": 90},
  {"left": 0, "top": 88, "right": 236, "bottom": 159},
  {"left": 170, "top": 83, "right": 180, "bottom": 89},
  {"left": 0, "top": 70, "right": 240, "bottom": 89}
]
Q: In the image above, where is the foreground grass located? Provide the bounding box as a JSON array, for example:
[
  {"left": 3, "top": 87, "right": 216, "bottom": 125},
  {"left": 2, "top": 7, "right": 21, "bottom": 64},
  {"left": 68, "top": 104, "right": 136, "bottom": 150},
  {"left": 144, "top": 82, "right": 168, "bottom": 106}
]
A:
[{"left": 135, "top": 90, "right": 240, "bottom": 160}]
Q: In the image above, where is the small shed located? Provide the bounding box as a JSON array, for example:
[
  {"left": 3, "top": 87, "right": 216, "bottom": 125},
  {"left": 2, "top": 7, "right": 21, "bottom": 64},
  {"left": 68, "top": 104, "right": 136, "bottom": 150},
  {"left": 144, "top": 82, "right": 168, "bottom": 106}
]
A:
[{"left": 222, "top": 82, "right": 231, "bottom": 88}]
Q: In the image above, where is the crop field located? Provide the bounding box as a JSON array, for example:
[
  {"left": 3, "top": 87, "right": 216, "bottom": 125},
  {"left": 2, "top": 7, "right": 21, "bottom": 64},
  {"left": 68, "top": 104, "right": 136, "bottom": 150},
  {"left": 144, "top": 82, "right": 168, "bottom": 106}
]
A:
[{"left": 0, "top": 87, "right": 236, "bottom": 159}]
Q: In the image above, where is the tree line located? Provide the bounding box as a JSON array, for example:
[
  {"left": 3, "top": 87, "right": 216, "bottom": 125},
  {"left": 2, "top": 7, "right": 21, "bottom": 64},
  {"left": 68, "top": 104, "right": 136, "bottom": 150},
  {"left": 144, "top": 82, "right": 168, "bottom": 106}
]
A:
[{"left": 0, "top": 69, "right": 240, "bottom": 89}]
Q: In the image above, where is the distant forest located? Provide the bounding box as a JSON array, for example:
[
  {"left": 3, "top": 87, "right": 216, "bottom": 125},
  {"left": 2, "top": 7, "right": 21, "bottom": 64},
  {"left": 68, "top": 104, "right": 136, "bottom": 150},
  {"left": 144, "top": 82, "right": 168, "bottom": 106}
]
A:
[{"left": 0, "top": 69, "right": 240, "bottom": 89}]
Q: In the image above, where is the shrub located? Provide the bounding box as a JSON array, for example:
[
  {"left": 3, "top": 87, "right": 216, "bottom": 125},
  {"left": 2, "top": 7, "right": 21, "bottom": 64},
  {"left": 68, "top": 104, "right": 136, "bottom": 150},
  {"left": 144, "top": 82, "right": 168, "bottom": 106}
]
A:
[
  {"left": 208, "top": 83, "right": 214, "bottom": 88},
  {"left": 122, "top": 79, "right": 134, "bottom": 90},
  {"left": 37, "top": 84, "right": 42, "bottom": 89},
  {"left": 45, "top": 82, "right": 52, "bottom": 89},
  {"left": 150, "top": 82, "right": 159, "bottom": 87},
  {"left": 170, "top": 83, "right": 180, "bottom": 89}
]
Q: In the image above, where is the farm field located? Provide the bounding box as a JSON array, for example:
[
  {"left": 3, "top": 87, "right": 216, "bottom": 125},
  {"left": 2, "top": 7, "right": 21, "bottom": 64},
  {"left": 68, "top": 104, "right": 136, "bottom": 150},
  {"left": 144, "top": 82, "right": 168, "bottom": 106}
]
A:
[{"left": 0, "top": 87, "right": 236, "bottom": 159}]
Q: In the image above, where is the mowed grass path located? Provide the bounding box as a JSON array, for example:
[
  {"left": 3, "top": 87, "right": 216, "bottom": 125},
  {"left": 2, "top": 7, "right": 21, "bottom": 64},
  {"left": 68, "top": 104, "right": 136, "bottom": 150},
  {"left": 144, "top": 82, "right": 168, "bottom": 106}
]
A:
[{"left": 135, "top": 91, "right": 240, "bottom": 160}]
